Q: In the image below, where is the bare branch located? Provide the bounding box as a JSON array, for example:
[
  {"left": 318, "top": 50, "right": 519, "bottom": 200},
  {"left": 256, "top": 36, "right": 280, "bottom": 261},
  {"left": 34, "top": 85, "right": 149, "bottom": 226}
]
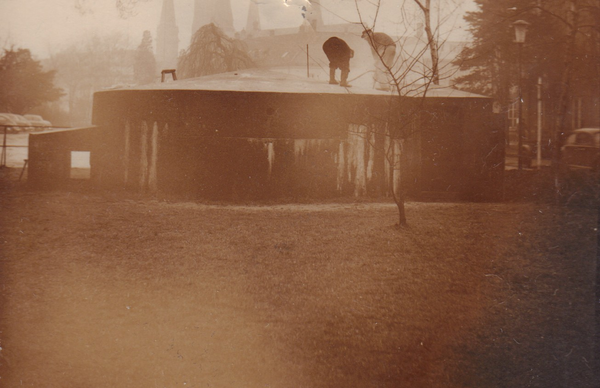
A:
[{"left": 413, "top": 0, "right": 426, "bottom": 12}]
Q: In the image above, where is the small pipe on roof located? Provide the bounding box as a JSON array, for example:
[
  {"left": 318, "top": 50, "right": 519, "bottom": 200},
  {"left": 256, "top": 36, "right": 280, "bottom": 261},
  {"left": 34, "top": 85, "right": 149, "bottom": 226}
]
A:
[
  {"left": 161, "top": 69, "right": 177, "bottom": 82},
  {"left": 306, "top": 44, "right": 309, "bottom": 78}
]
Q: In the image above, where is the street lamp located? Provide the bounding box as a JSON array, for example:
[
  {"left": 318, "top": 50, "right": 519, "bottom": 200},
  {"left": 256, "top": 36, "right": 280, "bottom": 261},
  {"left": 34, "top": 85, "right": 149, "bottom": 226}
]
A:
[{"left": 513, "top": 20, "right": 530, "bottom": 170}]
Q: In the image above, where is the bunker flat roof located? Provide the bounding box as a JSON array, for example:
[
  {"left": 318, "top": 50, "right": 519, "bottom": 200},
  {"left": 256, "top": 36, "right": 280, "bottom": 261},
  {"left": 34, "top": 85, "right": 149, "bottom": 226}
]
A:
[{"left": 99, "top": 69, "right": 488, "bottom": 99}]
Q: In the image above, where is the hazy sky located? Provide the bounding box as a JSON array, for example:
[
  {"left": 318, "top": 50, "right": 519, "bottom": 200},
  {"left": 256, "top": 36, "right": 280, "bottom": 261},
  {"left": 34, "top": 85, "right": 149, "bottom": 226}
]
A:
[{"left": 0, "top": 0, "right": 476, "bottom": 59}]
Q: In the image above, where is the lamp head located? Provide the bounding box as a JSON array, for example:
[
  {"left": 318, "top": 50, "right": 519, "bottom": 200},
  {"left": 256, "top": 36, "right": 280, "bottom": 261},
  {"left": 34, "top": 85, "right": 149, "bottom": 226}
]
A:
[{"left": 512, "top": 20, "right": 530, "bottom": 43}]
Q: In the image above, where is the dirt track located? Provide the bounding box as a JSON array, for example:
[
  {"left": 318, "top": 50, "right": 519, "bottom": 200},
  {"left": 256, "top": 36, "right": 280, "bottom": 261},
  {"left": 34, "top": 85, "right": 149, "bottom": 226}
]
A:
[{"left": 0, "top": 179, "right": 596, "bottom": 387}]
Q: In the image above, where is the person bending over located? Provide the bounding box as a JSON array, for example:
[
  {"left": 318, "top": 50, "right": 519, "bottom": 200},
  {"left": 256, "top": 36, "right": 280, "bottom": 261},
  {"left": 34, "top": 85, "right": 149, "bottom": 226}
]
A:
[
  {"left": 361, "top": 29, "right": 396, "bottom": 91},
  {"left": 322, "top": 37, "right": 354, "bottom": 87}
]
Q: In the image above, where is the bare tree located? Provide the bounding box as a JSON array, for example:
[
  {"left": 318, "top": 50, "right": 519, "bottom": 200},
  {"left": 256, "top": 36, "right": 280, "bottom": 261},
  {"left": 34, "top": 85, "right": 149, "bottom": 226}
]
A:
[
  {"left": 413, "top": 0, "right": 440, "bottom": 84},
  {"left": 177, "top": 24, "right": 255, "bottom": 79},
  {"left": 74, "top": 0, "right": 151, "bottom": 18},
  {"left": 115, "top": 0, "right": 151, "bottom": 18},
  {"left": 353, "top": 0, "right": 448, "bottom": 226},
  {"left": 48, "top": 33, "right": 134, "bottom": 126}
]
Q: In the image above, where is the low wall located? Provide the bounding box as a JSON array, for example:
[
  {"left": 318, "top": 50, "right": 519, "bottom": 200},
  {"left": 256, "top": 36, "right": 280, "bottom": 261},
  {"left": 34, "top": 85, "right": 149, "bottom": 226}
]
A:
[{"left": 28, "top": 127, "right": 102, "bottom": 188}]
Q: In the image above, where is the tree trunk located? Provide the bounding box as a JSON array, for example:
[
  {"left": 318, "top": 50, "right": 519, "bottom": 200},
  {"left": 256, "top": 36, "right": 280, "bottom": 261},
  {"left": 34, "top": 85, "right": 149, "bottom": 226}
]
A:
[
  {"left": 394, "top": 190, "right": 407, "bottom": 226},
  {"left": 415, "top": 0, "right": 440, "bottom": 85},
  {"left": 391, "top": 138, "right": 407, "bottom": 226}
]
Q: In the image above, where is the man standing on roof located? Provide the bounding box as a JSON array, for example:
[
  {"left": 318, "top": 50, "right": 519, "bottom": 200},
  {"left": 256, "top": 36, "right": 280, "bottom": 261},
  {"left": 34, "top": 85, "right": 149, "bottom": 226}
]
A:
[
  {"left": 322, "top": 37, "right": 354, "bottom": 87},
  {"left": 361, "top": 29, "right": 396, "bottom": 91}
]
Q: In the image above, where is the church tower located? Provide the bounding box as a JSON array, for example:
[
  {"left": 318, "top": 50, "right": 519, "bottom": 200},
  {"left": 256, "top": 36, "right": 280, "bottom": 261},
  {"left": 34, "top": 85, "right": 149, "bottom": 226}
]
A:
[
  {"left": 192, "top": 0, "right": 235, "bottom": 37},
  {"left": 245, "top": 0, "right": 261, "bottom": 34},
  {"left": 155, "top": 0, "right": 179, "bottom": 70}
]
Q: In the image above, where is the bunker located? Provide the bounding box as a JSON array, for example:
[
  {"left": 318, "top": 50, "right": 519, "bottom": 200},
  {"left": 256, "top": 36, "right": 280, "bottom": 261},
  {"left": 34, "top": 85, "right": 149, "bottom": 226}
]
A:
[{"left": 29, "top": 70, "right": 504, "bottom": 201}]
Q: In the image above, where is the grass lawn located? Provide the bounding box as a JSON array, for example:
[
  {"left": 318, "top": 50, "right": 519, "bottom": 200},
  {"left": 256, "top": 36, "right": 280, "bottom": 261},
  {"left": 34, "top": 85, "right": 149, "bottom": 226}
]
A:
[{"left": 0, "top": 171, "right": 596, "bottom": 387}]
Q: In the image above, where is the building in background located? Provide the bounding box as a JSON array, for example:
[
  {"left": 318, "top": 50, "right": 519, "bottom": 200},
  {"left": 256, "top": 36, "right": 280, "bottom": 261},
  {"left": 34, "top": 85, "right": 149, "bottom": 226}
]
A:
[
  {"left": 159, "top": 0, "right": 465, "bottom": 90},
  {"left": 235, "top": 0, "right": 464, "bottom": 89}
]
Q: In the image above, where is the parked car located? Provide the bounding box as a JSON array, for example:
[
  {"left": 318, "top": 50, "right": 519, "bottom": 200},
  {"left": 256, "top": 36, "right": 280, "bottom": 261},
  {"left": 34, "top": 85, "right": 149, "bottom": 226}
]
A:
[
  {"left": 24, "top": 114, "right": 52, "bottom": 129},
  {"left": 560, "top": 128, "right": 600, "bottom": 171}
]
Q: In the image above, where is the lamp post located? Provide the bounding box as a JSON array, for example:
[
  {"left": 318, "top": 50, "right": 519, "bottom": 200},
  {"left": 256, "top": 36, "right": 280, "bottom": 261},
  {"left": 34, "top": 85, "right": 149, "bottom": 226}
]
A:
[{"left": 513, "top": 20, "right": 530, "bottom": 170}]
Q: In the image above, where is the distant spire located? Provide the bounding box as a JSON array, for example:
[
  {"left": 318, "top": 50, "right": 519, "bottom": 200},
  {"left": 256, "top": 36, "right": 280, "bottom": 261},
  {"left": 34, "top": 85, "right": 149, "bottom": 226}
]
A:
[
  {"left": 156, "top": 0, "right": 179, "bottom": 70},
  {"left": 245, "top": 0, "right": 261, "bottom": 33},
  {"left": 192, "top": 0, "right": 235, "bottom": 37},
  {"left": 159, "top": 0, "right": 176, "bottom": 25}
]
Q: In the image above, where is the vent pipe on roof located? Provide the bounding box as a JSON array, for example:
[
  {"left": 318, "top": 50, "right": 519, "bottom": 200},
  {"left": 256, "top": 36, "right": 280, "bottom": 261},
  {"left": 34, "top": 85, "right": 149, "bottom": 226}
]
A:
[{"left": 161, "top": 69, "right": 177, "bottom": 82}]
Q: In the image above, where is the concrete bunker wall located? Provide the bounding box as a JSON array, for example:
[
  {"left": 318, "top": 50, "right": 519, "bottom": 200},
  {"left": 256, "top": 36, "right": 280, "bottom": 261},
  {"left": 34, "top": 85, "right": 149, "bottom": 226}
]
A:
[
  {"left": 28, "top": 126, "right": 105, "bottom": 188},
  {"left": 85, "top": 89, "right": 503, "bottom": 201}
]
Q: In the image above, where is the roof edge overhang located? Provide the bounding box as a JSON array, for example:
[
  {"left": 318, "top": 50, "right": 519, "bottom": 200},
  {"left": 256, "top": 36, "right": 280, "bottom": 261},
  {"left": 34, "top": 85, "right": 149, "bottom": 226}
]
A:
[{"left": 96, "top": 69, "right": 490, "bottom": 99}]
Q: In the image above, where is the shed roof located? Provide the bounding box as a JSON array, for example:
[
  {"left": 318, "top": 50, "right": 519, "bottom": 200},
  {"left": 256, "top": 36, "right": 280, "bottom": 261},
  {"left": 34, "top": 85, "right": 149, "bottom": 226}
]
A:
[{"left": 101, "top": 69, "right": 488, "bottom": 99}]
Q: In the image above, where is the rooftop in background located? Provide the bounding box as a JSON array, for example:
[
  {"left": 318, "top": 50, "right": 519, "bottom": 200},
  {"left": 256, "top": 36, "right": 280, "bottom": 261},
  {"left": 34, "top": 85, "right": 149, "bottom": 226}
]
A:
[{"left": 100, "top": 69, "right": 488, "bottom": 99}]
